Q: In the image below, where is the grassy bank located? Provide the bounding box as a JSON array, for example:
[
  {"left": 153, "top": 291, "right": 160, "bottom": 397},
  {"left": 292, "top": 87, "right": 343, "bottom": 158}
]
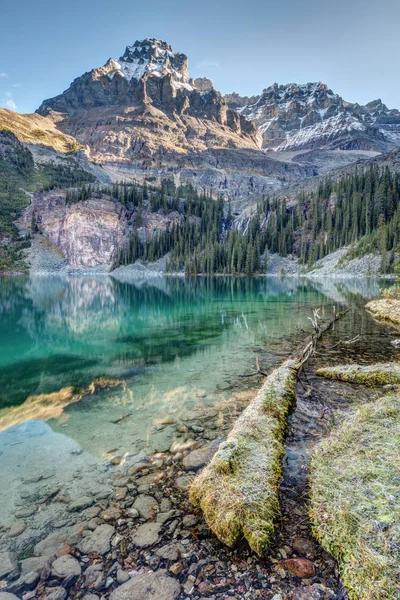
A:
[
  {"left": 190, "top": 358, "right": 299, "bottom": 555},
  {"left": 316, "top": 362, "right": 400, "bottom": 386},
  {"left": 309, "top": 394, "right": 400, "bottom": 600},
  {"left": 366, "top": 298, "right": 400, "bottom": 327}
]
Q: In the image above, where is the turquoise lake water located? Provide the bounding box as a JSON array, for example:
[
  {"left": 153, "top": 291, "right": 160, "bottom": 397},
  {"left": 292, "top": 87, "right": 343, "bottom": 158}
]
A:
[{"left": 0, "top": 275, "right": 383, "bottom": 525}]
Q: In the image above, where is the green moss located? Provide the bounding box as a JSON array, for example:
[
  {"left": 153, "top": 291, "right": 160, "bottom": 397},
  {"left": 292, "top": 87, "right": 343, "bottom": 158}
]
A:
[
  {"left": 309, "top": 394, "right": 400, "bottom": 600},
  {"left": 316, "top": 363, "right": 400, "bottom": 386},
  {"left": 190, "top": 358, "right": 299, "bottom": 555}
]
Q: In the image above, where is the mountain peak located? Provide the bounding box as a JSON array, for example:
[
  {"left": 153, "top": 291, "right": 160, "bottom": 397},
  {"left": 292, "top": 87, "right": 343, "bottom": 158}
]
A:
[{"left": 110, "top": 38, "right": 189, "bottom": 83}]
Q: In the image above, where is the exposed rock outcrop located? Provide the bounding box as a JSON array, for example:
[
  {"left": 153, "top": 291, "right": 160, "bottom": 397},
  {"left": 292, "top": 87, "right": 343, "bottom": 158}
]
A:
[{"left": 20, "top": 191, "right": 126, "bottom": 269}]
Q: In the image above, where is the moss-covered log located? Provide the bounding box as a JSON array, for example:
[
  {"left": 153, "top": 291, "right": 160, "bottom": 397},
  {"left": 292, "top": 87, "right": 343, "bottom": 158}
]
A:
[
  {"left": 309, "top": 394, "right": 400, "bottom": 600},
  {"left": 366, "top": 298, "right": 400, "bottom": 327},
  {"left": 316, "top": 362, "right": 400, "bottom": 386},
  {"left": 189, "top": 358, "right": 299, "bottom": 555}
]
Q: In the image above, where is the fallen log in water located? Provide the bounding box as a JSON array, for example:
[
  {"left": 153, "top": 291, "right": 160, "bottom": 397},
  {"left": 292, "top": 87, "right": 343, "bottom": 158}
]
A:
[{"left": 190, "top": 308, "right": 345, "bottom": 555}]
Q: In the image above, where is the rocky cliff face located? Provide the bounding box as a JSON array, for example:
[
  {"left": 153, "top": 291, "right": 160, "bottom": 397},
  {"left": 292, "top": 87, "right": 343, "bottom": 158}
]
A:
[
  {"left": 35, "top": 38, "right": 311, "bottom": 199},
  {"left": 225, "top": 82, "right": 400, "bottom": 152},
  {"left": 20, "top": 192, "right": 126, "bottom": 269}
]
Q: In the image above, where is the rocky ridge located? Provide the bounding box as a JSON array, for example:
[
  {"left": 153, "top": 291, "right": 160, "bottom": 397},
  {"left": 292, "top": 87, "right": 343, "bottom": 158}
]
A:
[{"left": 225, "top": 81, "right": 400, "bottom": 152}]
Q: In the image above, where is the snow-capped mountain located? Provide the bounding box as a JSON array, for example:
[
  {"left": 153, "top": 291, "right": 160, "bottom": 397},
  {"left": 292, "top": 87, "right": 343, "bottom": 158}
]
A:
[
  {"left": 36, "top": 39, "right": 314, "bottom": 200},
  {"left": 225, "top": 82, "right": 400, "bottom": 152}
]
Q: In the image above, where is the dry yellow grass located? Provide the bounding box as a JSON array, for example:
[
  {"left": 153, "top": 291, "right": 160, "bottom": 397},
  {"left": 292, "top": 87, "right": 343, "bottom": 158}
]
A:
[
  {"left": 309, "top": 394, "right": 400, "bottom": 600},
  {"left": 0, "top": 108, "right": 81, "bottom": 153},
  {"left": 366, "top": 298, "right": 400, "bottom": 327}
]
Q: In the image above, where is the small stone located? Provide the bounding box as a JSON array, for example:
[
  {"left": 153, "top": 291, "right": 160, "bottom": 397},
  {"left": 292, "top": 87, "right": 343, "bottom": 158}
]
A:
[
  {"left": 52, "top": 555, "right": 81, "bottom": 579},
  {"left": 132, "top": 495, "right": 158, "bottom": 520},
  {"left": 156, "top": 509, "right": 180, "bottom": 524},
  {"left": 84, "top": 564, "right": 105, "bottom": 591},
  {"left": 174, "top": 476, "right": 193, "bottom": 490},
  {"left": 169, "top": 562, "right": 183, "bottom": 575},
  {"left": 102, "top": 507, "right": 122, "bottom": 521},
  {"left": 109, "top": 571, "right": 180, "bottom": 600},
  {"left": 116, "top": 569, "right": 130, "bottom": 584},
  {"left": 280, "top": 558, "right": 315, "bottom": 579},
  {"left": 0, "top": 551, "right": 17, "bottom": 578},
  {"left": 292, "top": 537, "right": 315, "bottom": 557},
  {"left": 131, "top": 523, "right": 161, "bottom": 548},
  {"left": 284, "top": 584, "right": 335, "bottom": 600},
  {"left": 114, "top": 487, "right": 127, "bottom": 501},
  {"left": 67, "top": 496, "right": 94, "bottom": 512},
  {"left": 126, "top": 508, "right": 139, "bottom": 519},
  {"left": 155, "top": 543, "right": 183, "bottom": 561},
  {"left": 78, "top": 524, "right": 115, "bottom": 555},
  {"left": 20, "top": 556, "right": 51, "bottom": 576},
  {"left": 83, "top": 595, "right": 99, "bottom": 600},
  {"left": 8, "top": 522, "right": 26, "bottom": 538},
  {"left": 44, "top": 587, "right": 67, "bottom": 600},
  {"left": 182, "top": 514, "right": 199, "bottom": 527}
]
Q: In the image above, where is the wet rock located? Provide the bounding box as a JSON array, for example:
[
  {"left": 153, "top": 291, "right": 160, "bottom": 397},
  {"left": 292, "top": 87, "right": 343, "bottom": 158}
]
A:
[
  {"left": 84, "top": 564, "right": 106, "bottom": 591},
  {"left": 280, "top": 558, "right": 316, "bottom": 579},
  {"left": 68, "top": 496, "right": 94, "bottom": 512},
  {"left": 34, "top": 531, "right": 74, "bottom": 558},
  {"left": 8, "top": 522, "right": 26, "bottom": 538},
  {"left": 114, "top": 487, "right": 127, "bottom": 501},
  {"left": 51, "top": 555, "right": 81, "bottom": 579},
  {"left": 79, "top": 524, "right": 115, "bottom": 555},
  {"left": 174, "top": 475, "right": 193, "bottom": 490},
  {"left": 292, "top": 536, "right": 315, "bottom": 557},
  {"left": 284, "top": 584, "right": 335, "bottom": 599},
  {"left": 132, "top": 495, "right": 158, "bottom": 520},
  {"left": 116, "top": 569, "right": 130, "bottom": 584},
  {"left": 156, "top": 509, "right": 180, "bottom": 524},
  {"left": 102, "top": 507, "right": 122, "bottom": 521},
  {"left": 0, "top": 551, "right": 17, "bottom": 578},
  {"left": 0, "top": 593, "right": 21, "bottom": 600},
  {"left": 83, "top": 595, "right": 99, "bottom": 600},
  {"left": 109, "top": 571, "right": 180, "bottom": 600},
  {"left": 135, "top": 473, "right": 162, "bottom": 486},
  {"left": 182, "top": 514, "right": 199, "bottom": 527},
  {"left": 155, "top": 543, "right": 183, "bottom": 561},
  {"left": 170, "top": 439, "right": 198, "bottom": 453},
  {"left": 131, "top": 523, "right": 161, "bottom": 548},
  {"left": 20, "top": 556, "right": 51, "bottom": 576},
  {"left": 43, "top": 587, "right": 67, "bottom": 600}
]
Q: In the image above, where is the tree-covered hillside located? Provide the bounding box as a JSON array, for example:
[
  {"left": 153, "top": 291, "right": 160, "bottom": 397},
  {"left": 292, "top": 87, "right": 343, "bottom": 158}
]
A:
[{"left": 110, "top": 163, "right": 400, "bottom": 274}]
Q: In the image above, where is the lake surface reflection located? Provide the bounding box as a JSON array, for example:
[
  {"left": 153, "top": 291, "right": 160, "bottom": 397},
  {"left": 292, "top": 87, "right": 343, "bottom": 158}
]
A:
[{"left": 0, "top": 275, "right": 382, "bottom": 527}]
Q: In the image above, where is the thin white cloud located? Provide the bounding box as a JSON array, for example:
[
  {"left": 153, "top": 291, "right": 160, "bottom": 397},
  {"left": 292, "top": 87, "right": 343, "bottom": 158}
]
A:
[
  {"left": 4, "top": 91, "right": 17, "bottom": 110},
  {"left": 11, "top": 83, "right": 22, "bottom": 88},
  {"left": 196, "top": 59, "right": 219, "bottom": 70},
  {"left": 0, "top": 72, "right": 9, "bottom": 78}
]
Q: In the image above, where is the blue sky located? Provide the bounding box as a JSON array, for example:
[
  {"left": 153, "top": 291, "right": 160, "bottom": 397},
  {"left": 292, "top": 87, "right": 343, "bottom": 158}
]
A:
[{"left": 1, "top": 0, "right": 399, "bottom": 114}]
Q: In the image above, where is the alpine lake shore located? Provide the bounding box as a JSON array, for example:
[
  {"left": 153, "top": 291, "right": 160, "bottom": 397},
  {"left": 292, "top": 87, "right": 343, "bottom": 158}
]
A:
[{"left": 0, "top": 280, "right": 399, "bottom": 600}]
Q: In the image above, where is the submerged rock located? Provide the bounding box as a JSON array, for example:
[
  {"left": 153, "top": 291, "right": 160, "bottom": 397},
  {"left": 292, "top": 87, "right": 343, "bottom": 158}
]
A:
[
  {"left": 109, "top": 571, "right": 180, "bottom": 600},
  {"left": 0, "top": 551, "right": 18, "bottom": 578},
  {"left": 51, "top": 554, "right": 81, "bottom": 579},
  {"left": 78, "top": 524, "right": 115, "bottom": 555},
  {"left": 131, "top": 523, "right": 161, "bottom": 547}
]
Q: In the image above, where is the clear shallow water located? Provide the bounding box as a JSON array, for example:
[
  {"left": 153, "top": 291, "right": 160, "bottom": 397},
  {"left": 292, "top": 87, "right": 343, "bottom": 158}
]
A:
[{"left": 0, "top": 275, "right": 384, "bottom": 527}]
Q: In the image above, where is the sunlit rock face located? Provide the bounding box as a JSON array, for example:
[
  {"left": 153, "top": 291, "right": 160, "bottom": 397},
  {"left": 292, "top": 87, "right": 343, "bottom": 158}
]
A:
[{"left": 21, "top": 191, "right": 125, "bottom": 269}]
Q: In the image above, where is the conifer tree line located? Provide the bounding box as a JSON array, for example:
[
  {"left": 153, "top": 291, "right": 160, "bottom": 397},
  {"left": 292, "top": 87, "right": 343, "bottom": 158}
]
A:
[{"left": 71, "top": 164, "right": 400, "bottom": 275}]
